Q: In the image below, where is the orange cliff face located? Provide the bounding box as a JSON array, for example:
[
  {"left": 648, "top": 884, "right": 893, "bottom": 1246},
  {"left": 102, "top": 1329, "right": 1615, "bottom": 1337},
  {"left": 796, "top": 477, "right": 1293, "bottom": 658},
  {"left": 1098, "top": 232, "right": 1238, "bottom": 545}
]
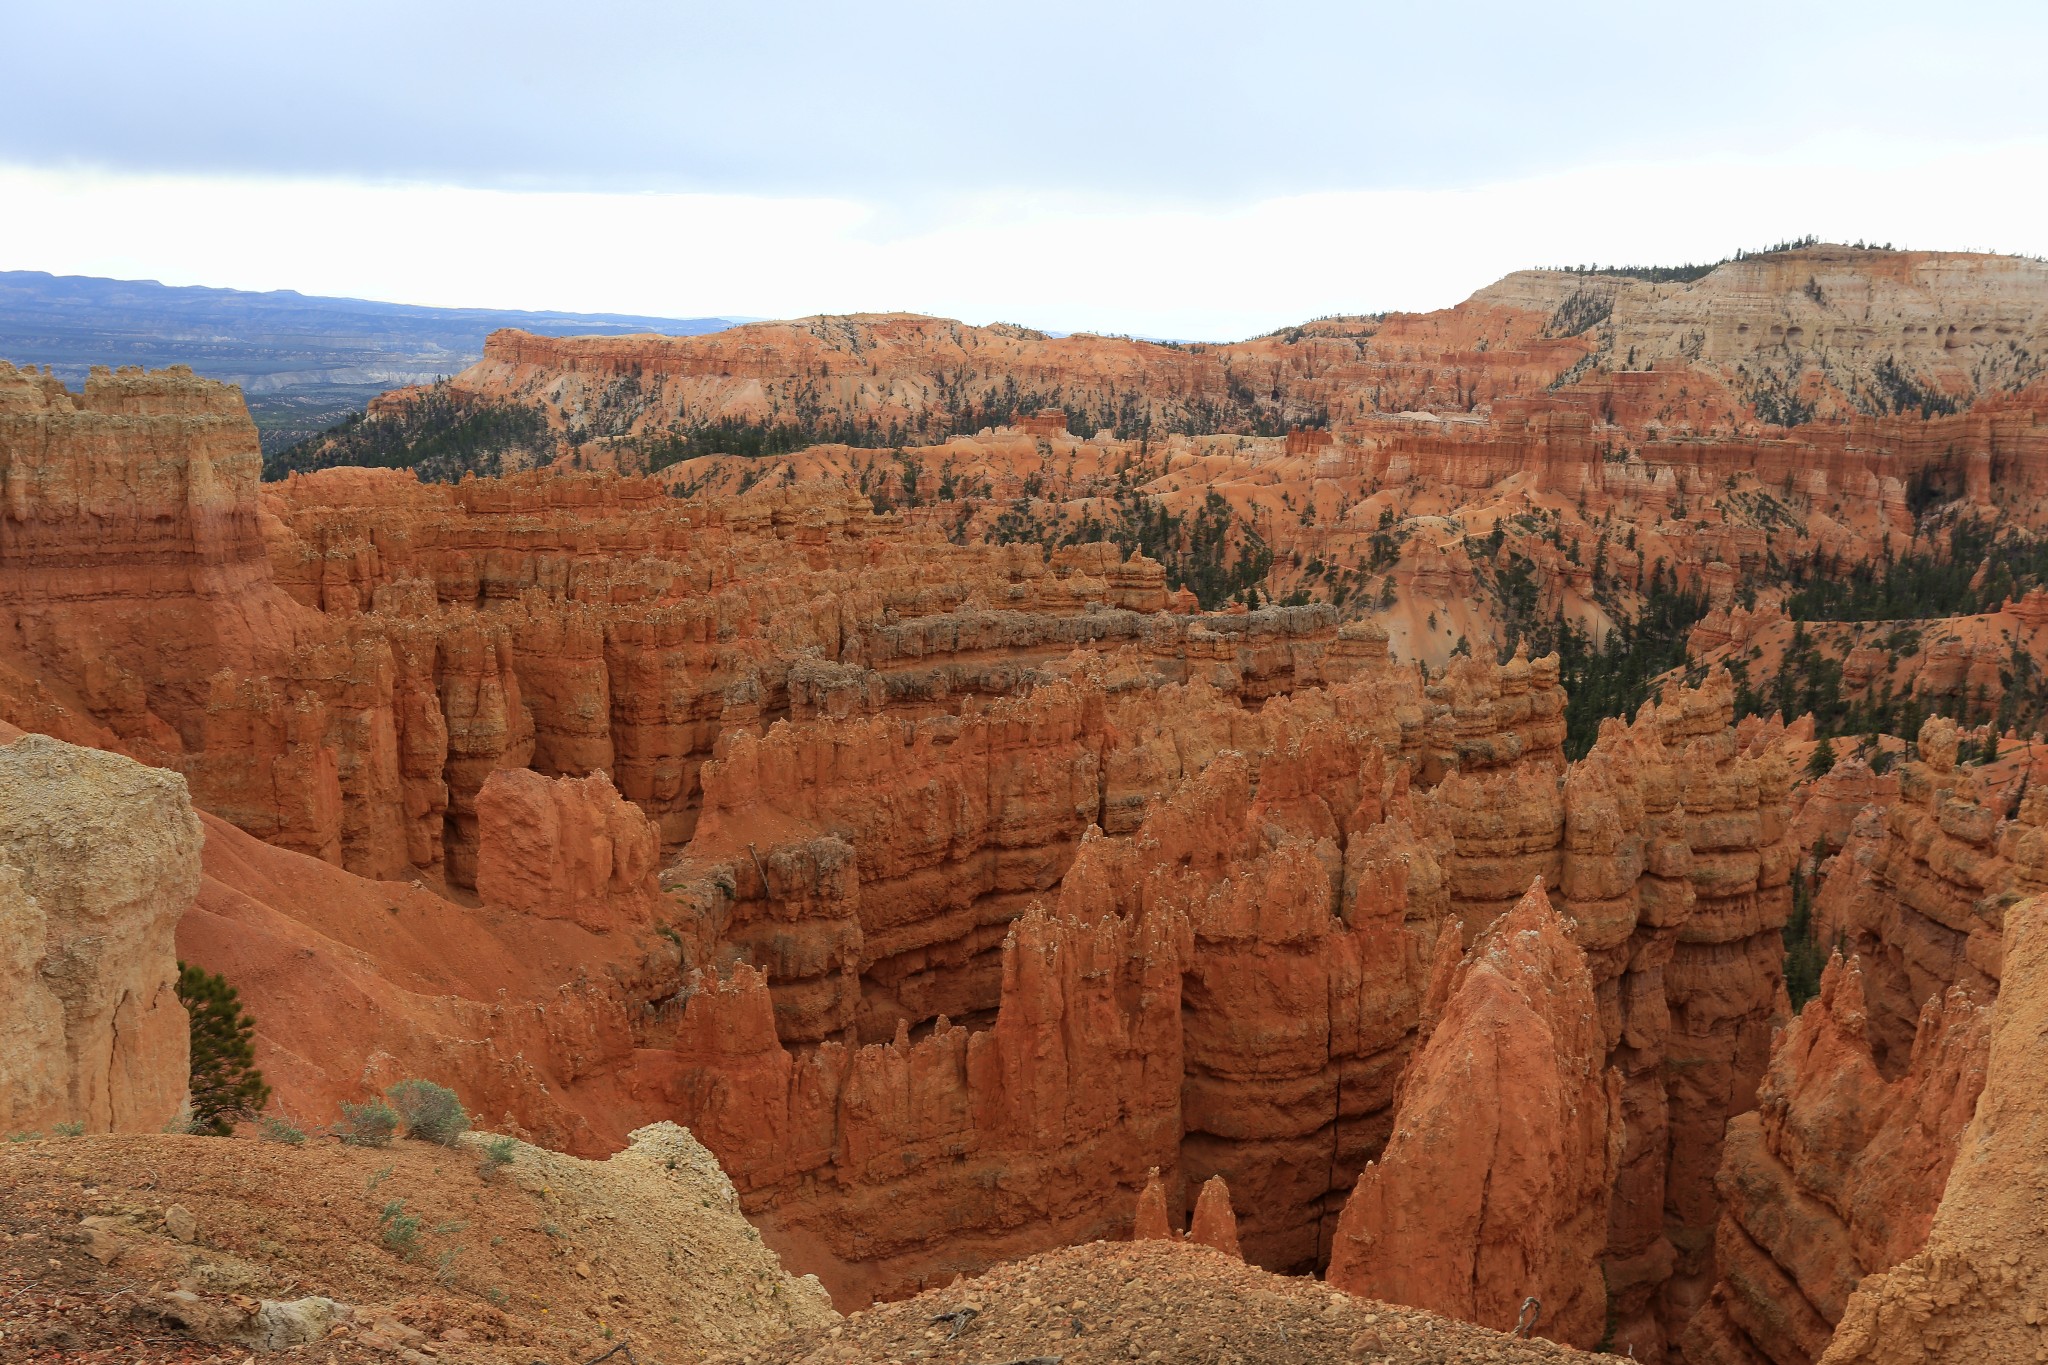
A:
[
  {"left": 0, "top": 362, "right": 319, "bottom": 764},
  {"left": 1814, "top": 896, "right": 2048, "bottom": 1365},
  {"left": 1812, "top": 715, "right": 2048, "bottom": 1070},
  {"left": 338, "top": 246, "right": 2048, "bottom": 675},
  {"left": 1683, "top": 957, "right": 1991, "bottom": 1365},
  {"left": 4, "top": 360, "right": 1817, "bottom": 1338},
  {"left": 1326, "top": 879, "right": 1621, "bottom": 1349}
]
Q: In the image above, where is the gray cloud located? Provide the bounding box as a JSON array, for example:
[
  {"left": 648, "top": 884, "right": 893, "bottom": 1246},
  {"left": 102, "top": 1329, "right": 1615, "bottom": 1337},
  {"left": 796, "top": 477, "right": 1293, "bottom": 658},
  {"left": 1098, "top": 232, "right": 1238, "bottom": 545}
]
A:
[{"left": 6, "top": 0, "right": 2041, "bottom": 202}]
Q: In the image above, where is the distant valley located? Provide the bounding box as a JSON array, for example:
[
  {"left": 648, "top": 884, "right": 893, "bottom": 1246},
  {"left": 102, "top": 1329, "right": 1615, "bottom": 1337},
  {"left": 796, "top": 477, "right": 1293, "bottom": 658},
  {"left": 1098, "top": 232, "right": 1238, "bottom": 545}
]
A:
[{"left": 0, "top": 269, "right": 738, "bottom": 451}]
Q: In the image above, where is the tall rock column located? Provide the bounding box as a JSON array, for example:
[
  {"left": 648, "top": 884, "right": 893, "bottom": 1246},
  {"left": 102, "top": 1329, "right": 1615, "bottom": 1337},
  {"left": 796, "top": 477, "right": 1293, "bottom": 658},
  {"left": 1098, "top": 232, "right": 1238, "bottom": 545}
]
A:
[
  {"left": 1661, "top": 674, "right": 1794, "bottom": 1334},
  {"left": 1568, "top": 713, "right": 1694, "bottom": 1360},
  {"left": 1327, "top": 878, "right": 1622, "bottom": 1347}
]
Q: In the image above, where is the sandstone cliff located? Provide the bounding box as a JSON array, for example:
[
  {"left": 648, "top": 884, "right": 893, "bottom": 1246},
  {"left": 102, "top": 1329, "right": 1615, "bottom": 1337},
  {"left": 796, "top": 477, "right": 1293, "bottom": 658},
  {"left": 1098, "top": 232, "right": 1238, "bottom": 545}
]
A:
[
  {"left": 1682, "top": 957, "right": 1990, "bottom": 1365},
  {"left": 0, "top": 727, "right": 199, "bottom": 1133},
  {"left": 1812, "top": 716, "right": 2048, "bottom": 1070},
  {"left": 1815, "top": 896, "right": 2048, "bottom": 1365}
]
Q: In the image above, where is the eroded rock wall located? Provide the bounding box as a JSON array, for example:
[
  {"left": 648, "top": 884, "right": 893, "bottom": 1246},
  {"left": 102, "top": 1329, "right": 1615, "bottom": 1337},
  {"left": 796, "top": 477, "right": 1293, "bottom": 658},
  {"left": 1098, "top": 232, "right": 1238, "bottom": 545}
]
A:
[
  {"left": 1683, "top": 956, "right": 1990, "bottom": 1365},
  {"left": 1815, "top": 897, "right": 2048, "bottom": 1365}
]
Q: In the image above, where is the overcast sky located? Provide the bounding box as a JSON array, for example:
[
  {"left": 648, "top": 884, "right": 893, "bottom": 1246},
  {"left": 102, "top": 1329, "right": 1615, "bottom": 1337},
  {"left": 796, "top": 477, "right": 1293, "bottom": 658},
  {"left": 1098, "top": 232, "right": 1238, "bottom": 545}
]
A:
[{"left": 4, "top": 0, "right": 2044, "bottom": 338}]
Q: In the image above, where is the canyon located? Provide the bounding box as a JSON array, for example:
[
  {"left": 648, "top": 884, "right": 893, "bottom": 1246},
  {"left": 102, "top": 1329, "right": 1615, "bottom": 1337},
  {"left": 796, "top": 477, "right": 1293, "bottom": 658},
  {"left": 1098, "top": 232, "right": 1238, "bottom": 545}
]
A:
[{"left": 8, "top": 245, "right": 2048, "bottom": 1363}]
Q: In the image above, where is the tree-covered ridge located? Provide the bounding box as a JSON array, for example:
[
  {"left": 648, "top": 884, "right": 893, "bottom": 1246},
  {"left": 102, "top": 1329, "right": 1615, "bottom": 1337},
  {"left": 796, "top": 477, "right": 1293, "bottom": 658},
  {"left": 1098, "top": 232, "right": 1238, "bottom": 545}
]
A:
[
  {"left": 264, "top": 381, "right": 555, "bottom": 482},
  {"left": 1544, "top": 236, "right": 1895, "bottom": 284},
  {"left": 629, "top": 379, "right": 1323, "bottom": 473},
  {"left": 1693, "top": 512, "right": 2048, "bottom": 748},
  {"left": 982, "top": 480, "right": 1274, "bottom": 611}
]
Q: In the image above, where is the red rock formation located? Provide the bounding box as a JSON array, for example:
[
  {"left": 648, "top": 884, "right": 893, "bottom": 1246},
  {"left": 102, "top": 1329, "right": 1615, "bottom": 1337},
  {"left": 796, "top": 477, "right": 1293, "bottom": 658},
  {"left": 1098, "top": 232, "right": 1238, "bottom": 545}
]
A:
[
  {"left": 645, "top": 899, "right": 1191, "bottom": 1308},
  {"left": 474, "top": 767, "right": 659, "bottom": 932},
  {"left": 0, "top": 363, "right": 316, "bottom": 745},
  {"left": 1814, "top": 717, "right": 2048, "bottom": 1072},
  {"left": 1789, "top": 756, "right": 1900, "bottom": 859},
  {"left": 1658, "top": 674, "right": 1799, "bottom": 1337},
  {"left": 1682, "top": 955, "right": 1990, "bottom": 1365},
  {"left": 1133, "top": 1169, "right": 1173, "bottom": 1241},
  {"left": 1327, "top": 878, "right": 1621, "bottom": 1348},
  {"left": 1817, "top": 896, "right": 2048, "bottom": 1365},
  {"left": 1189, "top": 1176, "right": 1243, "bottom": 1259},
  {"left": 0, "top": 351, "right": 1847, "bottom": 1335}
]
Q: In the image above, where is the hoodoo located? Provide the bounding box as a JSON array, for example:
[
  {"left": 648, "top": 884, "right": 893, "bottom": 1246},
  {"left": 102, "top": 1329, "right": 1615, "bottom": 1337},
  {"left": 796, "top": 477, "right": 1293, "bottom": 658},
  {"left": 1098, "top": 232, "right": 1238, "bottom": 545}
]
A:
[{"left": 1327, "top": 877, "right": 1622, "bottom": 1348}]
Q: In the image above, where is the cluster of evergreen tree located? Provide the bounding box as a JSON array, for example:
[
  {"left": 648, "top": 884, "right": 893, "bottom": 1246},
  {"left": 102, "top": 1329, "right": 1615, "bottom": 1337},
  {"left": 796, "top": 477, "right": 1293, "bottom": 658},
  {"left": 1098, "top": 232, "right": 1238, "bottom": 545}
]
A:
[
  {"left": 986, "top": 484, "right": 1273, "bottom": 611},
  {"left": 1729, "top": 628, "right": 2048, "bottom": 755},
  {"left": 1488, "top": 552, "right": 1709, "bottom": 760},
  {"left": 638, "top": 415, "right": 909, "bottom": 470},
  {"left": 1783, "top": 518, "right": 2048, "bottom": 623},
  {"left": 1781, "top": 845, "right": 1830, "bottom": 1009},
  {"left": 1558, "top": 568, "right": 1709, "bottom": 759},
  {"left": 637, "top": 376, "right": 1326, "bottom": 473},
  {"left": 1726, "top": 515, "right": 2048, "bottom": 742},
  {"left": 264, "top": 383, "right": 553, "bottom": 482},
  {"left": 1548, "top": 236, "right": 1842, "bottom": 285}
]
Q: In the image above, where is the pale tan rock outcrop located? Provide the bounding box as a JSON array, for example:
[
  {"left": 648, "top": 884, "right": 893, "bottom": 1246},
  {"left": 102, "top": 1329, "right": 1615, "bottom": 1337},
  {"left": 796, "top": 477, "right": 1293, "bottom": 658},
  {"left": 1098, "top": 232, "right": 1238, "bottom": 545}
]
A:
[
  {"left": 0, "top": 730, "right": 199, "bottom": 1133},
  {"left": 0, "top": 854, "right": 67, "bottom": 1130}
]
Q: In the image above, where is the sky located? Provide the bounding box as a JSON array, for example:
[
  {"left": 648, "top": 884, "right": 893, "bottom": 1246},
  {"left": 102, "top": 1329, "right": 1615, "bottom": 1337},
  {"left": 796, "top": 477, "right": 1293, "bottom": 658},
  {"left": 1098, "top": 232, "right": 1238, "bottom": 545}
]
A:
[{"left": 3, "top": 0, "right": 2045, "bottom": 339}]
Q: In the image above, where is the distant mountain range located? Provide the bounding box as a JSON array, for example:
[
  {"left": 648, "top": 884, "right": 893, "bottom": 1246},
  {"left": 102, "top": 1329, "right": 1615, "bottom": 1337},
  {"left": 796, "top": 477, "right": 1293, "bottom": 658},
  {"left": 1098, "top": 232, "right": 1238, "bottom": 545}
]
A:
[{"left": 0, "top": 270, "right": 740, "bottom": 452}]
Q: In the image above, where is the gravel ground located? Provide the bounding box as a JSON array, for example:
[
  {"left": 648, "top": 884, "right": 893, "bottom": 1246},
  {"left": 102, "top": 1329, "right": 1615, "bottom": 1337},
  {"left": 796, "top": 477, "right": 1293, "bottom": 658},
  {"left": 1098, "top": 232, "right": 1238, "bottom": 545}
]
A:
[{"left": 712, "top": 1239, "right": 1631, "bottom": 1365}]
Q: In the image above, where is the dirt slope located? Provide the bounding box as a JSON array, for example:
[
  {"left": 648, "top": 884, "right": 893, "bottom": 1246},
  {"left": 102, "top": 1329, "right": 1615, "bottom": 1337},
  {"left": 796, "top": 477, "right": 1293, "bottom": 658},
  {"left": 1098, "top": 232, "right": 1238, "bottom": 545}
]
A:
[{"left": 0, "top": 1125, "right": 831, "bottom": 1365}]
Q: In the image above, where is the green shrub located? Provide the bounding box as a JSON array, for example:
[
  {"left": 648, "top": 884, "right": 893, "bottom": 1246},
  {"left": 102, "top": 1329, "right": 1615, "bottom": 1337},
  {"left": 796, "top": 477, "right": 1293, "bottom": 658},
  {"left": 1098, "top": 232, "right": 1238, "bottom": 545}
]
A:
[
  {"left": 260, "top": 1116, "right": 307, "bottom": 1146},
  {"left": 176, "top": 963, "right": 271, "bottom": 1135},
  {"left": 336, "top": 1100, "right": 399, "bottom": 1148},
  {"left": 378, "top": 1200, "right": 423, "bottom": 1258},
  {"left": 385, "top": 1079, "right": 469, "bottom": 1147},
  {"left": 476, "top": 1135, "right": 518, "bottom": 1179},
  {"left": 52, "top": 1121, "right": 85, "bottom": 1137}
]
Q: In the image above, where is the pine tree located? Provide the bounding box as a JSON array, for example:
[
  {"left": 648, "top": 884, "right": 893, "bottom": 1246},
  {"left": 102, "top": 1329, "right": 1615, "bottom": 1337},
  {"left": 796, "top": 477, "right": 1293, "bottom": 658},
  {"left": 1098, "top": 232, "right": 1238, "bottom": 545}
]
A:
[
  {"left": 1806, "top": 736, "right": 1838, "bottom": 779},
  {"left": 177, "top": 963, "right": 270, "bottom": 1136}
]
